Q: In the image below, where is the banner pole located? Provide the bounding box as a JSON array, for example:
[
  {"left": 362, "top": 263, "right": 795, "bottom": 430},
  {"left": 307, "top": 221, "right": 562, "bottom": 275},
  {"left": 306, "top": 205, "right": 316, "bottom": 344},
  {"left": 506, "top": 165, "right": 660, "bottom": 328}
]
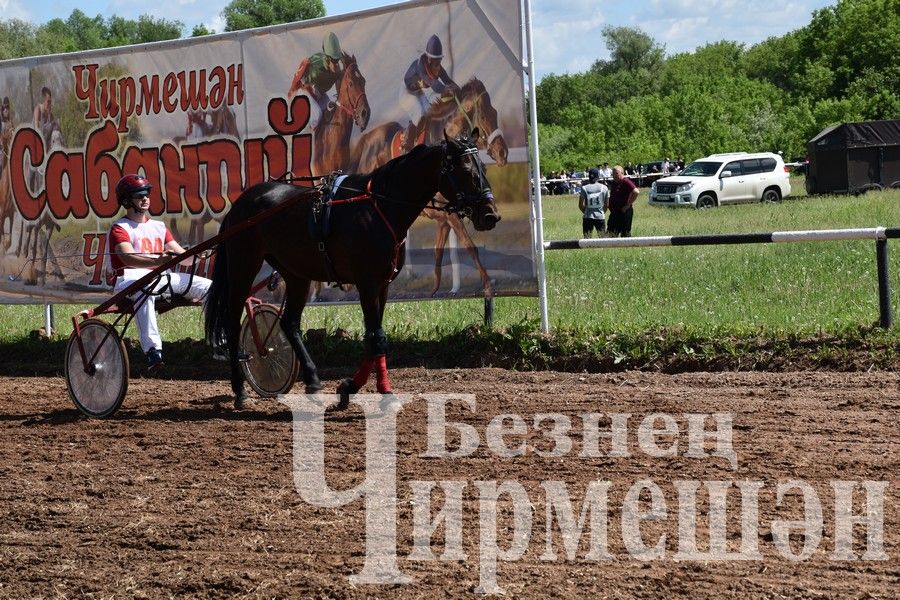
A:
[
  {"left": 523, "top": 0, "right": 550, "bottom": 333},
  {"left": 44, "top": 303, "right": 54, "bottom": 337}
]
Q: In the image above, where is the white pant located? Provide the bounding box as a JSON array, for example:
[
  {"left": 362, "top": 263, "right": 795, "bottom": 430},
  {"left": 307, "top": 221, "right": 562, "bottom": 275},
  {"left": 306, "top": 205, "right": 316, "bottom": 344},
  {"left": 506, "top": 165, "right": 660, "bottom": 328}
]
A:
[
  {"left": 398, "top": 89, "right": 438, "bottom": 125},
  {"left": 114, "top": 269, "right": 211, "bottom": 353}
]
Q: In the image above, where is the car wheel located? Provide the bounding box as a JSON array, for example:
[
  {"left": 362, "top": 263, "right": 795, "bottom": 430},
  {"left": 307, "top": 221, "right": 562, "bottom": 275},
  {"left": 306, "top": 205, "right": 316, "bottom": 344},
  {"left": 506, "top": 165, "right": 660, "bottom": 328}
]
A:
[
  {"left": 761, "top": 187, "right": 781, "bottom": 203},
  {"left": 696, "top": 194, "right": 716, "bottom": 209},
  {"left": 805, "top": 176, "right": 816, "bottom": 195},
  {"left": 859, "top": 183, "right": 883, "bottom": 194}
]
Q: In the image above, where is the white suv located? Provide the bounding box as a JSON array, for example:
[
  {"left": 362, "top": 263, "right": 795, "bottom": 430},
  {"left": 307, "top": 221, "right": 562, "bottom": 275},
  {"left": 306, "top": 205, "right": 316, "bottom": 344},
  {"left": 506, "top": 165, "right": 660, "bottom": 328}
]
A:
[{"left": 648, "top": 152, "right": 791, "bottom": 208}]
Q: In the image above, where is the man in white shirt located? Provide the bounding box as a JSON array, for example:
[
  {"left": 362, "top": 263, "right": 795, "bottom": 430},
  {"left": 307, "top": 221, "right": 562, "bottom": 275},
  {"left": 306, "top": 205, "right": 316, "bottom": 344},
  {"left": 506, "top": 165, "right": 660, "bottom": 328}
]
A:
[{"left": 108, "top": 174, "right": 211, "bottom": 370}]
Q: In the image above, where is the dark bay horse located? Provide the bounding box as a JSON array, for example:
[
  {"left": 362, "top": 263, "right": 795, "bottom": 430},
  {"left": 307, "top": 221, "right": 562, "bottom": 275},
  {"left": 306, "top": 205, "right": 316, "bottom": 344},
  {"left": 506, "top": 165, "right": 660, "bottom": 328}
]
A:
[
  {"left": 204, "top": 131, "right": 500, "bottom": 408},
  {"left": 312, "top": 53, "right": 370, "bottom": 176}
]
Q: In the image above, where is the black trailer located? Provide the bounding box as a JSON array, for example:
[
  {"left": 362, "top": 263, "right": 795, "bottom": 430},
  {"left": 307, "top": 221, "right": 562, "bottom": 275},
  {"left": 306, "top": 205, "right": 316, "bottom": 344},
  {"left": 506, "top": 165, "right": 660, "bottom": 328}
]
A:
[{"left": 805, "top": 119, "right": 900, "bottom": 195}]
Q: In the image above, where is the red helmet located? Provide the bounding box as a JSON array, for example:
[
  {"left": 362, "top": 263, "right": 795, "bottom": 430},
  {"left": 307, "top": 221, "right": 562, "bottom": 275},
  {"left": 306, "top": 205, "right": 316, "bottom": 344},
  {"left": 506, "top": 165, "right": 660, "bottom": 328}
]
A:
[{"left": 116, "top": 174, "right": 152, "bottom": 207}]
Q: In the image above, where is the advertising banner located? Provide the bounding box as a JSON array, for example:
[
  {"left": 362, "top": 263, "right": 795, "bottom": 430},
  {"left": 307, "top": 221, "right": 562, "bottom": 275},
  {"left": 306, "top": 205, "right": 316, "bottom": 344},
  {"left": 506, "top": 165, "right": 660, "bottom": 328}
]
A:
[{"left": 0, "top": 0, "right": 535, "bottom": 304}]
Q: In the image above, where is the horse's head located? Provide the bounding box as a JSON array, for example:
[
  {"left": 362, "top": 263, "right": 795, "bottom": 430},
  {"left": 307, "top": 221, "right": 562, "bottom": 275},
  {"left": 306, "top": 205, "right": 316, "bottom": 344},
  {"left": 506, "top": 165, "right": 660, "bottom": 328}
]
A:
[
  {"left": 439, "top": 128, "right": 500, "bottom": 232},
  {"left": 463, "top": 78, "right": 508, "bottom": 166},
  {"left": 339, "top": 54, "right": 370, "bottom": 131}
]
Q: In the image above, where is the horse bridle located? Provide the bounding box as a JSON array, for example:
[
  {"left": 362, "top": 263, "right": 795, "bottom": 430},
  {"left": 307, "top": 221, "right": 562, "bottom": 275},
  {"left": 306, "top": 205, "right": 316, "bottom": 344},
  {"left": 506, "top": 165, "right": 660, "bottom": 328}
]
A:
[
  {"left": 332, "top": 62, "right": 367, "bottom": 123},
  {"left": 449, "top": 91, "right": 503, "bottom": 160},
  {"left": 439, "top": 139, "right": 494, "bottom": 219}
]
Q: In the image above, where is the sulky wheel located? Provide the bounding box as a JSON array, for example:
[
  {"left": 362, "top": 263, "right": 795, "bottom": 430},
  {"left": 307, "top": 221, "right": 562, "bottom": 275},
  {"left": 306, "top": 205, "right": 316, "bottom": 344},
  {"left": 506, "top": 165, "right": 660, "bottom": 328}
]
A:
[
  {"left": 65, "top": 319, "right": 129, "bottom": 418},
  {"left": 239, "top": 304, "right": 299, "bottom": 397}
]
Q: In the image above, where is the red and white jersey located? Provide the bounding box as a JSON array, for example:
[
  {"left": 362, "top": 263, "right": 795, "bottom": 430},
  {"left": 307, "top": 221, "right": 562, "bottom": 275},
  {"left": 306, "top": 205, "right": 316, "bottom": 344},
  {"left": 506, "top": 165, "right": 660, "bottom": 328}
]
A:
[{"left": 108, "top": 217, "right": 173, "bottom": 275}]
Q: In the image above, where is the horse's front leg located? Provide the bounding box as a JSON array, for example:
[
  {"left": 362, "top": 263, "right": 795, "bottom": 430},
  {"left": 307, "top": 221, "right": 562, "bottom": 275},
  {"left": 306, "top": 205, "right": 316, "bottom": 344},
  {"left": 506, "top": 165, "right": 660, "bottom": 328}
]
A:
[
  {"left": 431, "top": 221, "right": 451, "bottom": 297},
  {"left": 336, "top": 284, "right": 390, "bottom": 409}
]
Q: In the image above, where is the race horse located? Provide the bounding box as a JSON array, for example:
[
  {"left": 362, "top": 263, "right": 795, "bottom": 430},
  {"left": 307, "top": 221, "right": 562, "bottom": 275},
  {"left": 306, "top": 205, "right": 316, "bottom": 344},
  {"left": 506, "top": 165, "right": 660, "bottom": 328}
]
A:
[
  {"left": 421, "top": 77, "right": 508, "bottom": 167},
  {"left": 310, "top": 53, "right": 370, "bottom": 176},
  {"left": 348, "top": 77, "right": 507, "bottom": 173},
  {"left": 204, "top": 131, "right": 500, "bottom": 409}
]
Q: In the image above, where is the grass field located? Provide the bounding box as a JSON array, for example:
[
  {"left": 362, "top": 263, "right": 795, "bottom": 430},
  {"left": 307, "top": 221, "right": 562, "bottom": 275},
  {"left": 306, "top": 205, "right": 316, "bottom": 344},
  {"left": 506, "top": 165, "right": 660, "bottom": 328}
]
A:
[{"left": 1, "top": 176, "right": 898, "bottom": 347}]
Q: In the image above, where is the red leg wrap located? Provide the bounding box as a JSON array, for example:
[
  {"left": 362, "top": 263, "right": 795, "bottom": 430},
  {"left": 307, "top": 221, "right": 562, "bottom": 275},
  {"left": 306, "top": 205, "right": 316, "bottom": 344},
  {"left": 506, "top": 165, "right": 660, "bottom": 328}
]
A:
[
  {"left": 352, "top": 357, "right": 374, "bottom": 389},
  {"left": 374, "top": 355, "right": 391, "bottom": 394}
]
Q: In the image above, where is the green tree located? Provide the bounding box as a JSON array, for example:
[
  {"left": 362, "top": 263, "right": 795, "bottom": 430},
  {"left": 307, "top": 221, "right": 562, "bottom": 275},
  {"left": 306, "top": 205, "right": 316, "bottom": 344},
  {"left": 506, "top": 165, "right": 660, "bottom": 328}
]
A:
[
  {"left": 192, "top": 24, "right": 214, "bottom": 37},
  {"left": 794, "top": 0, "right": 900, "bottom": 102},
  {"left": 535, "top": 73, "right": 593, "bottom": 125},
  {"left": 221, "top": 0, "right": 326, "bottom": 31},
  {"left": 0, "top": 19, "right": 42, "bottom": 59},
  {"left": 64, "top": 10, "right": 108, "bottom": 51},
  {"left": 592, "top": 26, "right": 664, "bottom": 74},
  {"left": 107, "top": 15, "right": 183, "bottom": 46}
]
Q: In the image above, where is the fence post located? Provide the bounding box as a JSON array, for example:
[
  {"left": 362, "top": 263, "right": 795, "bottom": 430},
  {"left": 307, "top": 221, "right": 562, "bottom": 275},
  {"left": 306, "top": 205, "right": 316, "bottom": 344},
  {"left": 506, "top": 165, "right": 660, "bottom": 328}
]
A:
[
  {"left": 876, "top": 239, "right": 892, "bottom": 329},
  {"left": 44, "top": 303, "right": 55, "bottom": 337},
  {"left": 484, "top": 296, "right": 494, "bottom": 328}
]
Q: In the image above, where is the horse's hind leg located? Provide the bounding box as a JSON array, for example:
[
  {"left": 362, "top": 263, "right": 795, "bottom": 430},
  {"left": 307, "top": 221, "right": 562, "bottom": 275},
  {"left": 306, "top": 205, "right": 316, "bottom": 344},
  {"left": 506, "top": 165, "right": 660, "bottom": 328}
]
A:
[{"left": 279, "top": 275, "right": 322, "bottom": 393}]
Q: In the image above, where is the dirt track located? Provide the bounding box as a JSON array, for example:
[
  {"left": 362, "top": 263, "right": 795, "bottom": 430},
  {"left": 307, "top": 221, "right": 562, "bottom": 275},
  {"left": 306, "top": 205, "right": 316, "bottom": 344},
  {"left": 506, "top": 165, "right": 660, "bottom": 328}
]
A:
[{"left": 1, "top": 368, "right": 898, "bottom": 598}]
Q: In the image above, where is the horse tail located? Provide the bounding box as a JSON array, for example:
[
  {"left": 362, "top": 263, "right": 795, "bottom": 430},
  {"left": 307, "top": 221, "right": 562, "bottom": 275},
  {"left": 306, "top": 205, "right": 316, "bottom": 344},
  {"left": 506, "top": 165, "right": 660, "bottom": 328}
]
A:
[{"left": 204, "top": 239, "right": 230, "bottom": 347}]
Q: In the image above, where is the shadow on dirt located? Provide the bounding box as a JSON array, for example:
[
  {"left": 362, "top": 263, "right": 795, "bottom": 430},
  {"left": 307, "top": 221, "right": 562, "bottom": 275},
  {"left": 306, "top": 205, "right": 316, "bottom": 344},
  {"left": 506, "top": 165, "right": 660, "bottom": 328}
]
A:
[{"left": 17, "top": 395, "right": 370, "bottom": 425}]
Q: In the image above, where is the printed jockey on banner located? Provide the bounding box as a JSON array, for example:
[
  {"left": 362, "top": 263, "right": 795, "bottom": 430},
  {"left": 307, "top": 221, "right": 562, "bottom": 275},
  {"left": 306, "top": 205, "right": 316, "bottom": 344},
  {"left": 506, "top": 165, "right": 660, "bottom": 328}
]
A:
[
  {"left": 400, "top": 34, "right": 459, "bottom": 150},
  {"left": 288, "top": 31, "right": 344, "bottom": 130},
  {"left": 108, "top": 175, "right": 212, "bottom": 371}
]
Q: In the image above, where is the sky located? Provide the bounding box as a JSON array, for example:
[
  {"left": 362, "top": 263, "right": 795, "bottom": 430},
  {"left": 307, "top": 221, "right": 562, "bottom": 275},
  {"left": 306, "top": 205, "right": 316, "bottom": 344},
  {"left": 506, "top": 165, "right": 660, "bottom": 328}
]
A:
[{"left": 3, "top": 0, "right": 835, "bottom": 80}]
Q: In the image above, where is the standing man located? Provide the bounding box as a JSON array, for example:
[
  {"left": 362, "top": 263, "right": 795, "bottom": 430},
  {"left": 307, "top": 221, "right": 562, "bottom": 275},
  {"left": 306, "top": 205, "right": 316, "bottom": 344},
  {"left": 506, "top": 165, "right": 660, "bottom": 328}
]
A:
[
  {"left": 579, "top": 168, "right": 608, "bottom": 238},
  {"left": 607, "top": 165, "right": 639, "bottom": 238},
  {"left": 288, "top": 32, "right": 344, "bottom": 128},
  {"left": 108, "top": 174, "right": 212, "bottom": 370},
  {"left": 599, "top": 162, "right": 612, "bottom": 180},
  {"left": 32, "top": 86, "right": 53, "bottom": 145},
  {"left": 400, "top": 34, "right": 459, "bottom": 149}
]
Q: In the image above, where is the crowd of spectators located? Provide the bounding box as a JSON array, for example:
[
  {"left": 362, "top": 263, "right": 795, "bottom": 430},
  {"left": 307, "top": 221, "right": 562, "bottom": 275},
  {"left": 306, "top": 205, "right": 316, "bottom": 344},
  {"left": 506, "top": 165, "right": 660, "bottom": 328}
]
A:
[{"left": 543, "top": 158, "right": 686, "bottom": 182}]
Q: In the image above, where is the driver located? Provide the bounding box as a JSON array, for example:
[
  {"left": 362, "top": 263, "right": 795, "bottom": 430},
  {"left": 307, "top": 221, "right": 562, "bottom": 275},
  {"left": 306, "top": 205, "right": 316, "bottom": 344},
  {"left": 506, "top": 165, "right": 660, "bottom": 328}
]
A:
[
  {"left": 288, "top": 32, "right": 344, "bottom": 128},
  {"left": 108, "top": 174, "right": 212, "bottom": 371},
  {"left": 400, "top": 34, "right": 459, "bottom": 148}
]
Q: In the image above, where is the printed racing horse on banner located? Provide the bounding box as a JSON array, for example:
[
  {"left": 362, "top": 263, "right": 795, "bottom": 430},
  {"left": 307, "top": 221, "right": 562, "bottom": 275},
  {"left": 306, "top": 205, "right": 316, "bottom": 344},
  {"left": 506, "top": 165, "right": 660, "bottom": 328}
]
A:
[
  {"left": 289, "top": 53, "right": 370, "bottom": 177},
  {"left": 204, "top": 130, "right": 500, "bottom": 409},
  {"left": 348, "top": 77, "right": 507, "bottom": 173}
]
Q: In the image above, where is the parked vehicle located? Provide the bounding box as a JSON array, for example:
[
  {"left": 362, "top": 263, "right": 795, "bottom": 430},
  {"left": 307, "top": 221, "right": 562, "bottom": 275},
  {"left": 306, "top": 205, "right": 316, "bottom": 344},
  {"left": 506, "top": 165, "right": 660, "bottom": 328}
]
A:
[
  {"left": 648, "top": 152, "right": 791, "bottom": 208},
  {"left": 806, "top": 119, "right": 900, "bottom": 195}
]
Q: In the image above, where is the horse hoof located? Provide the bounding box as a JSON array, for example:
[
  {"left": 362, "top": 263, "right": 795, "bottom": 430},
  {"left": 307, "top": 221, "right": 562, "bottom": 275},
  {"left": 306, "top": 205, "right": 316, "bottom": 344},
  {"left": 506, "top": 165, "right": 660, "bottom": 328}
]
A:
[
  {"left": 305, "top": 382, "right": 322, "bottom": 394},
  {"left": 234, "top": 391, "right": 250, "bottom": 410}
]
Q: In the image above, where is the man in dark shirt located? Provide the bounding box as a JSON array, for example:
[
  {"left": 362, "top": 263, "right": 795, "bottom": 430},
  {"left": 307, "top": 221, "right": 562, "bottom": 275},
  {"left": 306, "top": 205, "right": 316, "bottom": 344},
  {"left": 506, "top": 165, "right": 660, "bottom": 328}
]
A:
[{"left": 607, "top": 165, "right": 639, "bottom": 237}]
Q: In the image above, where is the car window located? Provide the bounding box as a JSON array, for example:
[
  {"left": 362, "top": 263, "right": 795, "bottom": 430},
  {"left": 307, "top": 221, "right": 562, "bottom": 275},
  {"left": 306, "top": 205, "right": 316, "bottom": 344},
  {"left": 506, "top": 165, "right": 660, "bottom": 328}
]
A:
[
  {"left": 741, "top": 159, "right": 761, "bottom": 174},
  {"left": 722, "top": 161, "right": 742, "bottom": 177},
  {"left": 759, "top": 157, "right": 776, "bottom": 172},
  {"left": 682, "top": 161, "right": 721, "bottom": 176}
]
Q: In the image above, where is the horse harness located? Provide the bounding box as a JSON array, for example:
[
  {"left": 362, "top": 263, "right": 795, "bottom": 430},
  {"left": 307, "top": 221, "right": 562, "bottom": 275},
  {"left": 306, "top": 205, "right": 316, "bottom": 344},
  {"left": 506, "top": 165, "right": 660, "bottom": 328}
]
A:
[
  {"left": 307, "top": 140, "right": 489, "bottom": 285},
  {"left": 309, "top": 173, "right": 406, "bottom": 285}
]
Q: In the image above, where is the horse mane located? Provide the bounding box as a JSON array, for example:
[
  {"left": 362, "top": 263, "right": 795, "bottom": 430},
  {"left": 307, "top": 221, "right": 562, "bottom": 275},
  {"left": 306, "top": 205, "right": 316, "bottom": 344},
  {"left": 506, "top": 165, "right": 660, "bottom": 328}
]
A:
[
  {"left": 461, "top": 77, "right": 486, "bottom": 96},
  {"left": 367, "top": 143, "right": 431, "bottom": 188}
]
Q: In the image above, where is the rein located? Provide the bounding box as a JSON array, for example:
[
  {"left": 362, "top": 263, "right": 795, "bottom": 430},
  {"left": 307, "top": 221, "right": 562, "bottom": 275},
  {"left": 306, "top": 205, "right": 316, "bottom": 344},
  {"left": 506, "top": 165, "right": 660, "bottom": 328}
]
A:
[
  {"left": 447, "top": 90, "right": 502, "bottom": 152},
  {"left": 325, "top": 180, "right": 405, "bottom": 279},
  {"left": 332, "top": 63, "right": 367, "bottom": 122}
]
